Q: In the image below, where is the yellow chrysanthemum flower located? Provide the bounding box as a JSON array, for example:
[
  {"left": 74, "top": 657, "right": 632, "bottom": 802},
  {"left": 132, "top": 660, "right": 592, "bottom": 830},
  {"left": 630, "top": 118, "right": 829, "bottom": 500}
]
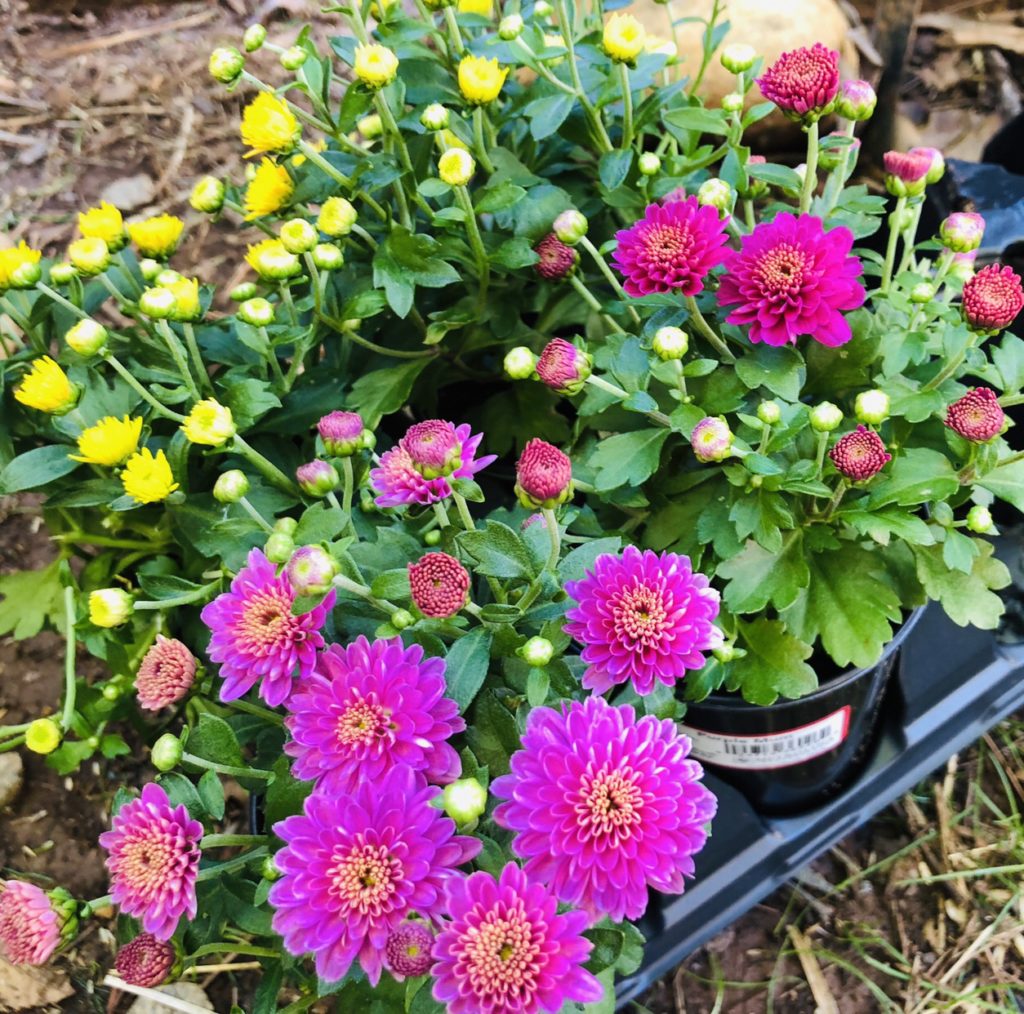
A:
[
  {"left": 25, "top": 718, "right": 62, "bottom": 755},
  {"left": 121, "top": 447, "right": 179, "bottom": 504},
  {"left": 181, "top": 399, "right": 236, "bottom": 447},
  {"left": 14, "top": 356, "right": 79, "bottom": 414},
  {"left": 0, "top": 241, "right": 42, "bottom": 290},
  {"left": 71, "top": 415, "right": 143, "bottom": 466},
  {"left": 240, "top": 92, "right": 300, "bottom": 156},
  {"left": 439, "top": 148, "right": 476, "bottom": 187},
  {"left": 128, "top": 214, "right": 184, "bottom": 259},
  {"left": 458, "top": 55, "right": 508, "bottom": 104},
  {"left": 68, "top": 236, "right": 110, "bottom": 276},
  {"left": 458, "top": 0, "right": 493, "bottom": 15},
  {"left": 163, "top": 276, "right": 202, "bottom": 321},
  {"left": 353, "top": 43, "right": 399, "bottom": 89},
  {"left": 244, "top": 159, "right": 295, "bottom": 220},
  {"left": 245, "top": 238, "right": 301, "bottom": 281},
  {"left": 78, "top": 201, "right": 126, "bottom": 250},
  {"left": 603, "top": 13, "right": 646, "bottom": 63}
]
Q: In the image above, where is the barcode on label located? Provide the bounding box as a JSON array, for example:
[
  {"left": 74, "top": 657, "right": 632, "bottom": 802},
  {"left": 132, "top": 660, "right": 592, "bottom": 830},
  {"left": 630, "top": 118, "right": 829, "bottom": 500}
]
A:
[{"left": 680, "top": 706, "right": 851, "bottom": 771}]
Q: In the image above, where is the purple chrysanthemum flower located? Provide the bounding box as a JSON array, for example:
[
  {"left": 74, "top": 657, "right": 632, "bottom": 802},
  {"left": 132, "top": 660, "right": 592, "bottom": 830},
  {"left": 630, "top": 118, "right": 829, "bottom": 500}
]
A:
[
  {"left": 717, "top": 212, "right": 865, "bottom": 348},
  {"left": 431, "top": 863, "right": 603, "bottom": 1014},
  {"left": 564, "top": 545, "right": 722, "bottom": 696},
  {"left": 0, "top": 881, "right": 62, "bottom": 966},
  {"left": 612, "top": 197, "right": 729, "bottom": 297},
  {"left": 269, "top": 765, "right": 480, "bottom": 985},
  {"left": 284, "top": 636, "right": 464, "bottom": 793},
  {"left": 114, "top": 933, "right": 177, "bottom": 987},
  {"left": 370, "top": 422, "right": 496, "bottom": 508},
  {"left": 492, "top": 697, "right": 717, "bottom": 922},
  {"left": 385, "top": 921, "right": 435, "bottom": 980},
  {"left": 200, "top": 548, "right": 336, "bottom": 707},
  {"left": 99, "top": 783, "right": 202, "bottom": 941}
]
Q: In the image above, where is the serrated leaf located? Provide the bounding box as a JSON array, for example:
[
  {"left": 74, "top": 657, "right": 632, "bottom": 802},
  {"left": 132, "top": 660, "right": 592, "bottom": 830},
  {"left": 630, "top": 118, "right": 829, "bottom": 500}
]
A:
[
  {"left": 718, "top": 534, "right": 808, "bottom": 613},
  {"left": 588, "top": 429, "right": 669, "bottom": 491},
  {"left": 729, "top": 618, "right": 817, "bottom": 705},
  {"left": 841, "top": 509, "right": 935, "bottom": 547},
  {"left": 979, "top": 458, "right": 1024, "bottom": 512},
  {"left": 864, "top": 447, "right": 959, "bottom": 508},
  {"left": 371, "top": 568, "right": 411, "bottom": 601},
  {"left": 0, "top": 559, "right": 65, "bottom": 639},
  {"left": 457, "top": 520, "right": 535, "bottom": 580},
  {"left": 913, "top": 540, "right": 1010, "bottom": 629},
  {"left": 558, "top": 536, "right": 622, "bottom": 584},
  {"left": 187, "top": 713, "right": 244, "bottom": 769},
  {"left": 444, "top": 627, "right": 492, "bottom": 713},
  {"left": 265, "top": 755, "right": 313, "bottom": 828},
  {"left": 197, "top": 769, "right": 226, "bottom": 820}
]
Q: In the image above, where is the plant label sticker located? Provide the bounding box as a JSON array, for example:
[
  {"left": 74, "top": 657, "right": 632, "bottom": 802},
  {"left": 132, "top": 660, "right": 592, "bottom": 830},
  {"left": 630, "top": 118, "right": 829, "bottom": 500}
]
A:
[{"left": 679, "top": 706, "right": 852, "bottom": 770}]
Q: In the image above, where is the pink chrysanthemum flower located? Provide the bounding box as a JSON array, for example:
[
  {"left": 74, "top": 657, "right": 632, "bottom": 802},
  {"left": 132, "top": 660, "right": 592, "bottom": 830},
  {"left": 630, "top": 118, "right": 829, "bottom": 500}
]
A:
[
  {"left": 431, "top": 863, "right": 603, "bottom": 1014},
  {"left": 99, "top": 783, "right": 202, "bottom": 941},
  {"left": 533, "top": 233, "right": 578, "bottom": 281},
  {"left": 828, "top": 425, "right": 891, "bottom": 481},
  {"left": 564, "top": 545, "right": 721, "bottom": 695},
  {"left": 535, "top": 339, "right": 592, "bottom": 395},
  {"left": 371, "top": 422, "right": 496, "bottom": 508},
  {"left": 883, "top": 150, "right": 932, "bottom": 183},
  {"left": 200, "top": 549, "right": 335, "bottom": 707},
  {"left": 403, "top": 419, "right": 462, "bottom": 476},
  {"left": 717, "top": 212, "right": 865, "bottom": 348},
  {"left": 945, "top": 387, "right": 1005, "bottom": 442},
  {"left": 612, "top": 197, "right": 729, "bottom": 298},
  {"left": 515, "top": 438, "right": 573, "bottom": 509},
  {"left": 269, "top": 765, "right": 480, "bottom": 985},
  {"left": 318, "top": 410, "right": 364, "bottom": 456},
  {"left": 757, "top": 43, "right": 839, "bottom": 121},
  {"left": 135, "top": 635, "right": 196, "bottom": 711},
  {"left": 408, "top": 552, "right": 471, "bottom": 618},
  {"left": 284, "top": 636, "right": 464, "bottom": 793},
  {"left": 962, "top": 264, "right": 1024, "bottom": 332},
  {"left": 492, "top": 697, "right": 717, "bottom": 922},
  {"left": 0, "top": 881, "right": 62, "bottom": 966},
  {"left": 385, "top": 921, "right": 435, "bottom": 980},
  {"left": 114, "top": 933, "right": 176, "bottom": 987}
]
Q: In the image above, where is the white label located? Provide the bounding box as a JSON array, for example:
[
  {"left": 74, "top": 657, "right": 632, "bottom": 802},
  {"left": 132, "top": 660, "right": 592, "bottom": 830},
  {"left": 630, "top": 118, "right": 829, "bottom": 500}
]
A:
[{"left": 680, "top": 706, "right": 851, "bottom": 771}]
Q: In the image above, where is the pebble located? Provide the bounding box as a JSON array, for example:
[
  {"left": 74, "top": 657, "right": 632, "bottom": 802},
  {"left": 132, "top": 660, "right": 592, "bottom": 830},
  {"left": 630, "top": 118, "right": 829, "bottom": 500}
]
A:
[{"left": 0, "top": 752, "right": 24, "bottom": 808}]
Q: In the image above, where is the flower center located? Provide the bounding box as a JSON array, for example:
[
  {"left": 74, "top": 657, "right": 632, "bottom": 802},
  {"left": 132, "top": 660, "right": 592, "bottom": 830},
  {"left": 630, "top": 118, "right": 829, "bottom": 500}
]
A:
[
  {"left": 575, "top": 764, "right": 644, "bottom": 841},
  {"left": 753, "top": 244, "right": 807, "bottom": 295},
  {"left": 336, "top": 696, "right": 392, "bottom": 748},
  {"left": 121, "top": 835, "right": 177, "bottom": 901},
  {"left": 613, "top": 584, "right": 669, "bottom": 645},
  {"left": 642, "top": 223, "right": 691, "bottom": 266},
  {"left": 330, "top": 842, "right": 402, "bottom": 916},
  {"left": 237, "top": 587, "right": 299, "bottom": 656},
  {"left": 462, "top": 905, "right": 541, "bottom": 1002}
]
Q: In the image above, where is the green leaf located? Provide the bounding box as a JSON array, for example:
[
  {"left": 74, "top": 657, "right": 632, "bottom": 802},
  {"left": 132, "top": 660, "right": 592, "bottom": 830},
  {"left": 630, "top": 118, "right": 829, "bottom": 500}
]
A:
[
  {"left": 558, "top": 536, "right": 623, "bottom": 584},
  {"left": 991, "top": 332, "right": 1024, "bottom": 392},
  {"left": 864, "top": 448, "right": 959, "bottom": 508},
  {"left": 526, "top": 92, "right": 575, "bottom": 139},
  {"left": 370, "top": 568, "right": 411, "bottom": 601},
  {"left": 475, "top": 181, "right": 527, "bottom": 213},
  {"left": 221, "top": 378, "right": 282, "bottom": 429},
  {"left": 136, "top": 573, "right": 207, "bottom": 600},
  {"left": 663, "top": 105, "right": 730, "bottom": 135},
  {"left": 747, "top": 161, "right": 804, "bottom": 191},
  {"left": 588, "top": 429, "right": 669, "bottom": 491},
  {"left": 478, "top": 603, "right": 522, "bottom": 623},
  {"left": 457, "top": 520, "right": 535, "bottom": 580},
  {"left": 294, "top": 503, "right": 347, "bottom": 545},
  {"left": 942, "top": 527, "right": 979, "bottom": 574},
  {"left": 842, "top": 509, "right": 935, "bottom": 546},
  {"left": 490, "top": 236, "right": 539, "bottom": 270},
  {"left": 913, "top": 540, "right": 1010, "bottom": 629},
  {"left": 599, "top": 149, "right": 633, "bottom": 190},
  {"left": 735, "top": 345, "right": 805, "bottom": 401},
  {"left": 157, "top": 772, "right": 206, "bottom": 820},
  {"left": 718, "top": 534, "right": 808, "bottom": 613},
  {"left": 0, "top": 444, "right": 80, "bottom": 493},
  {"left": 465, "top": 691, "right": 520, "bottom": 777},
  {"left": 265, "top": 755, "right": 313, "bottom": 827},
  {"left": 730, "top": 618, "right": 817, "bottom": 705},
  {"left": 444, "top": 627, "right": 492, "bottom": 713},
  {"left": 187, "top": 713, "right": 244, "bottom": 769},
  {"left": 0, "top": 559, "right": 65, "bottom": 639},
  {"left": 526, "top": 666, "right": 549, "bottom": 706},
  {"left": 347, "top": 359, "right": 429, "bottom": 425},
  {"left": 372, "top": 226, "right": 460, "bottom": 317},
  {"left": 197, "top": 769, "right": 226, "bottom": 821},
  {"left": 979, "top": 458, "right": 1024, "bottom": 512}
]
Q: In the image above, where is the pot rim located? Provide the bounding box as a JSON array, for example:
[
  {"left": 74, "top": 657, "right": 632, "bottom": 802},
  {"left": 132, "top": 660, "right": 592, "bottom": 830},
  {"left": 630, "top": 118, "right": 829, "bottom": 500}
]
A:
[{"left": 687, "top": 603, "right": 928, "bottom": 713}]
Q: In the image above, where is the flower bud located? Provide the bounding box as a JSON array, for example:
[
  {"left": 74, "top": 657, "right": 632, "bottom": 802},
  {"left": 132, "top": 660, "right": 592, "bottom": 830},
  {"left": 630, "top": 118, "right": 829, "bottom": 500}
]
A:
[
  {"left": 318, "top": 410, "right": 365, "bottom": 457},
  {"left": 534, "top": 0, "right": 553, "bottom": 16},
  {"left": 155, "top": 269, "right": 182, "bottom": 287},
  {"left": 817, "top": 132, "right": 859, "bottom": 171},
  {"left": 49, "top": 262, "right": 77, "bottom": 285},
  {"left": 265, "top": 532, "right": 295, "bottom": 564},
  {"left": 139, "top": 258, "right": 163, "bottom": 282},
  {"left": 945, "top": 386, "right": 1006, "bottom": 442},
  {"left": 504, "top": 346, "right": 537, "bottom": 379},
  {"left": 757, "top": 400, "right": 781, "bottom": 425},
  {"left": 357, "top": 113, "right": 383, "bottom": 139},
  {"left": 353, "top": 43, "right": 399, "bottom": 89},
  {"left": 855, "top": 389, "right": 890, "bottom": 426},
  {"left": 391, "top": 608, "right": 415, "bottom": 630},
  {"left": 720, "top": 43, "right": 756, "bottom": 73},
  {"left": 966, "top": 504, "right": 994, "bottom": 534},
  {"left": 285, "top": 545, "right": 339, "bottom": 596},
  {"left": 519, "top": 635, "right": 554, "bottom": 667},
  {"left": 721, "top": 92, "right": 744, "bottom": 114},
  {"left": 515, "top": 438, "right": 573, "bottom": 509},
  {"left": 652, "top": 325, "right": 688, "bottom": 361},
  {"left": 275, "top": 516, "right": 299, "bottom": 536},
  {"left": 231, "top": 281, "right": 259, "bottom": 302},
  {"left": 691, "top": 416, "right": 734, "bottom": 462},
  {"left": 243, "top": 24, "right": 267, "bottom": 51},
  {"left": 438, "top": 148, "right": 475, "bottom": 187},
  {"left": 317, "top": 196, "right": 358, "bottom": 237},
  {"left": 213, "top": 469, "right": 251, "bottom": 503},
  {"left": 182, "top": 400, "right": 236, "bottom": 446},
  {"left": 10, "top": 258, "right": 42, "bottom": 287},
  {"left": 883, "top": 150, "right": 932, "bottom": 198},
  {"left": 151, "top": 733, "right": 183, "bottom": 772},
  {"left": 138, "top": 286, "right": 177, "bottom": 319},
  {"left": 836, "top": 79, "right": 876, "bottom": 121},
  {"left": 261, "top": 856, "right": 282, "bottom": 881},
  {"left": 712, "top": 641, "right": 739, "bottom": 663},
  {"left": 189, "top": 176, "right": 226, "bottom": 214},
  {"left": 939, "top": 212, "right": 985, "bottom": 254},
  {"left": 89, "top": 588, "right": 133, "bottom": 628},
  {"left": 499, "top": 13, "right": 524, "bottom": 38},
  {"left": 603, "top": 13, "right": 646, "bottom": 63},
  {"left": 279, "top": 218, "right": 319, "bottom": 255},
  {"left": 115, "top": 934, "right": 178, "bottom": 988},
  {"left": 536, "top": 338, "right": 591, "bottom": 395},
  {"left": 102, "top": 682, "right": 123, "bottom": 702},
  {"left": 296, "top": 459, "right": 340, "bottom": 496},
  {"left": 68, "top": 237, "right": 110, "bottom": 276},
  {"left": 25, "top": 718, "right": 62, "bottom": 755},
  {"left": 698, "top": 178, "right": 733, "bottom": 214},
  {"left": 442, "top": 777, "right": 488, "bottom": 825},
  {"left": 533, "top": 233, "right": 578, "bottom": 280},
  {"left": 209, "top": 46, "right": 245, "bottom": 84},
  {"left": 910, "top": 282, "right": 934, "bottom": 304},
  {"left": 238, "top": 296, "right": 275, "bottom": 327},
  {"left": 950, "top": 251, "right": 977, "bottom": 282},
  {"left": 312, "top": 243, "right": 344, "bottom": 271},
  {"left": 65, "top": 318, "right": 108, "bottom": 357},
  {"left": 829, "top": 425, "right": 891, "bottom": 481},
  {"left": 638, "top": 152, "right": 661, "bottom": 177},
  {"left": 247, "top": 239, "right": 301, "bottom": 280},
  {"left": 420, "top": 529, "right": 442, "bottom": 550},
  {"left": 552, "top": 209, "right": 587, "bottom": 246},
  {"left": 910, "top": 146, "right": 944, "bottom": 185},
  {"left": 281, "top": 45, "right": 308, "bottom": 71},
  {"left": 420, "top": 102, "right": 450, "bottom": 131},
  {"left": 810, "top": 401, "right": 843, "bottom": 432}
]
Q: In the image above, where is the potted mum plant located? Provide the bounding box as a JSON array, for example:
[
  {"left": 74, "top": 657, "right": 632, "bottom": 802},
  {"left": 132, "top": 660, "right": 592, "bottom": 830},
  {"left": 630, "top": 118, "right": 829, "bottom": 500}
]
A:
[{"left": 0, "top": 0, "right": 1021, "bottom": 1007}]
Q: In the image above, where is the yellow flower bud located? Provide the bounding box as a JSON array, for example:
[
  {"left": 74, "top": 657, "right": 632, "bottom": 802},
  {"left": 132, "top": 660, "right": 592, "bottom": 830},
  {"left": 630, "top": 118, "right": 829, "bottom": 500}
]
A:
[
  {"left": 240, "top": 93, "right": 301, "bottom": 156},
  {"left": 353, "top": 43, "right": 399, "bottom": 89},
  {"left": 182, "top": 399, "right": 237, "bottom": 447},
  {"left": 78, "top": 201, "right": 126, "bottom": 251},
  {"left": 317, "top": 197, "right": 357, "bottom": 237},
  {"left": 68, "top": 237, "right": 110, "bottom": 276},
  {"left": 245, "top": 238, "right": 301, "bottom": 280},
  {"left": 458, "top": 0, "right": 493, "bottom": 14},
  {"left": 128, "top": 214, "right": 184, "bottom": 259},
  {"left": 357, "top": 113, "right": 383, "bottom": 139},
  {"left": 164, "top": 276, "right": 202, "bottom": 322},
  {"left": 438, "top": 148, "right": 476, "bottom": 187},
  {"left": 0, "top": 241, "right": 42, "bottom": 291},
  {"left": 603, "top": 13, "right": 646, "bottom": 63},
  {"left": 25, "top": 718, "right": 62, "bottom": 755},
  {"left": 65, "top": 319, "right": 108, "bottom": 357},
  {"left": 89, "top": 588, "right": 134, "bottom": 628},
  {"left": 190, "top": 176, "right": 226, "bottom": 214},
  {"left": 14, "top": 356, "right": 79, "bottom": 414},
  {"left": 243, "top": 159, "right": 294, "bottom": 220},
  {"left": 71, "top": 415, "right": 143, "bottom": 467},
  {"left": 457, "top": 55, "right": 508, "bottom": 104}
]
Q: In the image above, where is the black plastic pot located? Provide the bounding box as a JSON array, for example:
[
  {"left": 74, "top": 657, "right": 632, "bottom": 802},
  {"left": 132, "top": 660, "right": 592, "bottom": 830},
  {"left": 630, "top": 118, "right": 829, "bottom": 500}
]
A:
[{"left": 681, "top": 608, "right": 925, "bottom": 815}]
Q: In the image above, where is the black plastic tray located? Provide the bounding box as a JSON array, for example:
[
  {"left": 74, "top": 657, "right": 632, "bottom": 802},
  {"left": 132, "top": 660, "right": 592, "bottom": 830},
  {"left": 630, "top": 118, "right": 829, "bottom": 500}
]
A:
[{"left": 616, "top": 601, "right": 1024, "bottom": 1007}]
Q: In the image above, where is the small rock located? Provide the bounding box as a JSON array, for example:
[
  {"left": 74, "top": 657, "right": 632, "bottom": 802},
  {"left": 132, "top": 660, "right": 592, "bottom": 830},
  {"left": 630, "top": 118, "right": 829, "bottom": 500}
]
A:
[
  {"left": 101, "top": 173, "right": 155, "bottom": 212},
  {"left": 0, "top": 957, "right": 74, "bottom": 1010},
  {"left": 0, "top": 752, "right": 23, "bottom": 808},
  {"left": 128, "top": 982, "right": 214, "bottom": 1013}
]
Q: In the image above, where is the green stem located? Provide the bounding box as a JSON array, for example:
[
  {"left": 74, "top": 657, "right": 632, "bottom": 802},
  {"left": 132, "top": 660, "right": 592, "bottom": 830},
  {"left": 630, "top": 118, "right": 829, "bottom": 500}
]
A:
[
  {"left": 135, "top": 582, "right": 218, "bottom": 611},
  {"left": 451, "top": 491, "right": 476, "bottom": 531},
  {"left": 554, "top": 0, "right": 613, "bottom": 152},
  {"left": 579, "top": 236, "right": 640, "bottom": 325},
  {"left": 690, "top": 0, "right": 723, "bottom": 94},
  {"left": 814, "top": 430, "right": 830, "bottom": 478},
  {"left": 332, "top": 573, "right": 397, "bottom": 614},
  {"left": 52, "top": 531, "right": 168, "bottom": 551},
  {"left": 442, "top": 5, "right": 465, "bottom": 55},
  {"left": 201, "top": 833, "right": 267, "bottom": 848},
  {"left": 114, "top": 252, "right": 144, "bottom": 296},
  {"left": 541, "top": 508, "right": 561, "bottom": 570},
  {"left": 298, "top": 142, "right": 387, "bottom": 220},
  {"left": 104, "top": 353, "right": 186, "bottom": 420},
  {"left": 923, "top": 334, "right": 977, "bottom": 392},
  {"left": 182, "top": 752, "right": 273, "bottom": 780},
  {"left": 511, "top": 39, "right": 575, "bottom": 94},
  {"left": 743, "top": 198, "right": 756, "bottom": 231},
  {"left": 224, "top": 696, "right": 284, "bottom": 725},
  {"left": 455, "top": 187, "right": 490, "bottom": 310},
  {"left": 188, "top": 943, "right": 280, "bottom": 962},
  {"left": 823, "top": 119, "right": 858, "bottom": 214},
  {"left": 617, "top": 62, "right": 634, "bottom": 148},
  {"left": 0, "top": 723, "right": 31, "bottom": 740},
  {"left": 352, "top": 223, "right": 379, "bottom": 251},
  {"left": 97, "top": 272, "right": 128, "bottom": 306},
  {"left": 182, "top": 322, "right": 213, "bottom": 395},
  {"left": 569, "top": 274, "right": 624, "bottom": 333},
  {"left": 196, "top": 847, "right": 268, "bottom": 882},
  {"left": 433, "top": 501, "right": 451, "bottom": 528},
  {"left": 320, "top": 313, "right": 434, "bottom": 358},
  {"left": 0, "top": 295, "right": 35, "bottom": 337},
  {"left": 155, "top": 320, "right": 201, "bottom": 402},
  {"left": 280, "top": 284, "right": 298, "bottom": 327},
  {"left": 60, "top": 586, "right": 77, "bottom": 731},
  {"left": 897, "top": 200, "right": 924, "bottom": 276},
  {"left": 340, "top": 456, "right": 355, "bottom": 519},
  {"left": 232, "top": 435, "right": 300, "bottom": 495},
  {"left": 685, "top": 296, "right": 735, "bottom": 362},
  {"left": 799, "top": 119, "right": 819, "bottom": 215},
  {"left": 0, "top": 736, "right": 25, "bottom": 753},
  {"left": 36, "top": 282, "right": 88, "bottom": 319},
  {"left": 821, "top": 479, "right": 848, "bottom": 521},
  {"left": 473, "top": 106, "right": 496, "bottom": 174},
  {"left": 258, "top": 326, "right": 287, "bottom": 391},
  {"left": 672, "top": 358, "right": 688, "bottom": 402},
  {"left": 586, "top": 374, "right": 672, "bottom": 426},
  {"left": 879, "top": 196, "right": 906, "bottom": 294}
]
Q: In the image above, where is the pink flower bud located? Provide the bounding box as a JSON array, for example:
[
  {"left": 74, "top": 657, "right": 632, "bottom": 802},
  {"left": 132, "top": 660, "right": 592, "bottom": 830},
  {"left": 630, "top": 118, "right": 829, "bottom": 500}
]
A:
[
  {"left": 317, "top": 410, "right": 365, "bottom": 456},
  {"left": 408, "top": 552, "right": 471, "bottom": 618},
  {"left": 836, "top": 79, "right": 876, "bottom": 121},
  {"left": 757, "top": 43, "right": 840, "bottom": 122},
  {"left": 883, "top": 151, "right": 932, "bottom": 197},
  {"left": 691, "top": 416, "right": 733, "bottom": 462},
  {"left": 536, "top": 338, "right": 591, "bottom": 395},
  {"left": 403, "top": 419, "right": 462, "bottom": 478},
  {"left": 533, "top": 233, "right": 579, "bottom": 281},
  {"left": 296, "top": 460, "right": 340, "bottom": 496},
  {"left": 961, "top": 263, "right": 1024, "bottom": 332},
  {"left": 828, "top": 425, "right": 891, "bottom": 481},
  {"left": 940, "top": 212, "right": 985, "bottom": 254},
  {"left": 115, "top": 933, "right": 177, "bottom": 987},
  {"left": 135, "top": 635, "right": 197, "bottom": 711},
  {"left": 515, "top": 438, "right": 573, "bottom": 509},
  {"left": 385, "top": 922, "right": 435, "bottom": 980},
  {"left": 944, "top": 387, "right": 1005, "bottom": 442}
]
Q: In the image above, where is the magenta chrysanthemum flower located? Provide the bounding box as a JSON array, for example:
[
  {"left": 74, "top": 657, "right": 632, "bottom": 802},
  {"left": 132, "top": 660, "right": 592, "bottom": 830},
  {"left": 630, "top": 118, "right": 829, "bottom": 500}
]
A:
[
  {"left": 564, "top": 545, "right": 722, "bottom": 695},
  {"left": 717, "top": 212, "right": 865, "bottom": 348},
  {"left": 284, "top": 636, "right": 464, "bottom": 793},
  {"left": 515, "top": 438, "right": 572, "bottom": 508},
  {"left": 431, "top": 863, "right": 603, "bottom": 1014},
  {"left": 408, "top": 552, "right": 471, "bottom": 618},
  {"left": 403, "top": 419, "right": 462, "bottom": 476},
  {"left": 371, "top": 422, "right": 496, "bottom": 508},
  {"left": 962, "top": 264, "right": 1024, "bottom": 332},
  {"left": 269, "top": 765, "right": 480, "bottom": 985},
  {"left": 535, "top": 339, "right": 591, "bottom": 395},
  {"left": 99, "top": 783, "right": 202, "bottom": 941},
  {"left": 385, "top": 921, "right": 435, "bottom": 980},
  {"left": 200, "top": 549, "right": 335, "bottom": 707},
  {"left": 828, "top": 425, "right": 891, "bottom": 480},
  {"left": 135, "top": 635, "right": 196, "bottom": 711},
  {"left": 318, "top": 410, "right": 364, "bottom": 456},
  {"left": 115, "top": 933, "right": 176, "bottom": 987},
  {"left": 612, "top": 197, "right": 728, "bottom": 297},
  {"left": 945, "top": 387, "right": 1005, "bottom": 442},
  {"left": 757, "top": 43, "right": 839, "bottom": 120},
  {"left": 0, "top": 881, "right": 62, "bottom": 966},
  {"left": 492, "top": 697, "right": 717, "bottom": 922},
  {"left": 533, "top": 233, "right": 578, "bottom": 281}
]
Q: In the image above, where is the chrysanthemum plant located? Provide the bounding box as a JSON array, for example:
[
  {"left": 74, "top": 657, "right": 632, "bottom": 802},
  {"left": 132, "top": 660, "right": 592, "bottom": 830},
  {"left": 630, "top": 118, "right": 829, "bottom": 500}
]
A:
[{"left": 1, "top": 0, "right": 1023, "bottom": 1006}]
